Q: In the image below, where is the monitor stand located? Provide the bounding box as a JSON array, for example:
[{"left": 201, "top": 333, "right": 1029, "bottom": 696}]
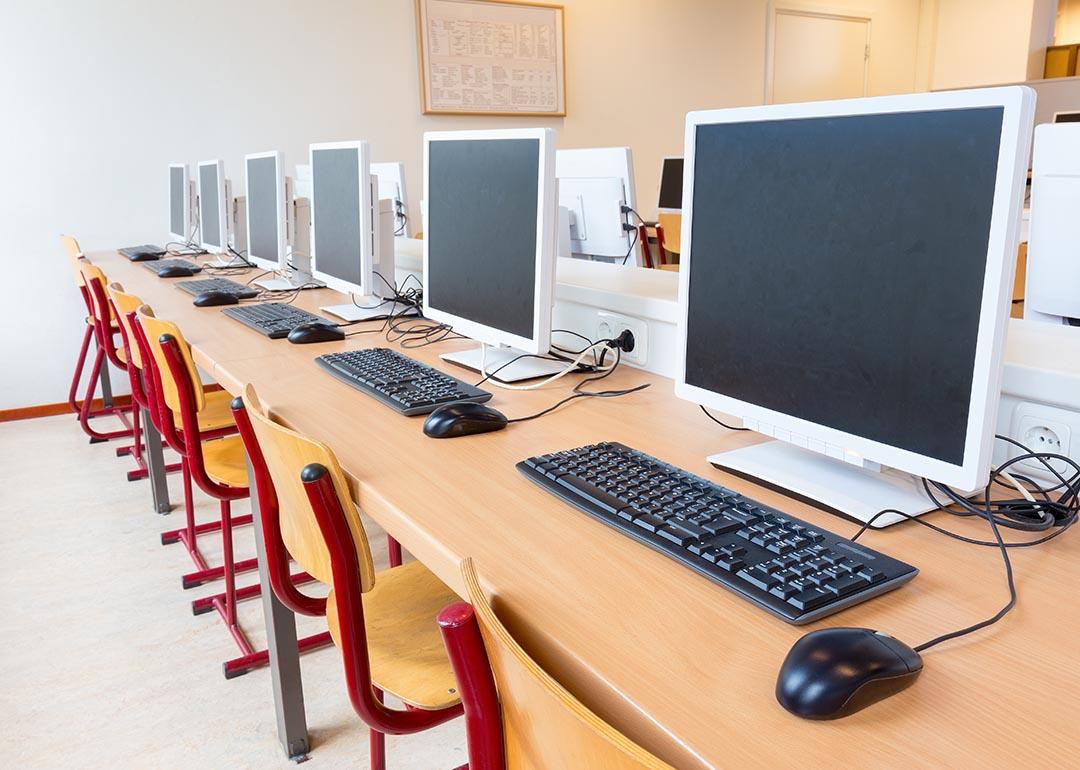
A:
[
  {"left": 203, "top": 254, "right": 247, "bottom": 268},
  {"left": 254, "top": 271, "right": 325, "bottom": 292},
  {"left": 707, "top": 440, "right": 942, "bottom": 528},
  {"left": 321, "top": 296, "right": 400, "bottom": 322},
  {"left": 440, "top": 345, "right": 568, "bottom": 383}
]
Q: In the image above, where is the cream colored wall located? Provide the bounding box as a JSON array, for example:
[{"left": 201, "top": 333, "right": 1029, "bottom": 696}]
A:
[
  {"left": 930, "top": 0, "right": 1056, "bottom": 89},
  {"left": 1057, "top": 0, "right": 1080, "bottom": 43}
]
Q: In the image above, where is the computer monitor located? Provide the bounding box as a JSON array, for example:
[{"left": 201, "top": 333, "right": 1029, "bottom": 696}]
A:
[
  {"left": 168, "top": 163, "right": 195, "bottom": 244},
  {"left": 657, "top": 156, "right": 684, "bottom": 213},
  {"left": 197, "top": 159, "right": 228, "bottom": 255},
  {"left": 1053, "top": 110, "right": 1080, "bottom": 124},
  {"left": 244, "top": 151, "right": 287, "bottom": 273},
  {"left": 309, "top": 140, "right": 395, "bottom": 321},
  {"left": 423, "top": 128, "right": 562, "bottom": 381},
  {"left": 371, "top": 162, "right": 410, "bottom": 237},
  {"left": 675, "top": 87, "right": 1034, "bottom": 526},
  {"left": 555, "top": 147, "right": 637, "bottom": 264}
]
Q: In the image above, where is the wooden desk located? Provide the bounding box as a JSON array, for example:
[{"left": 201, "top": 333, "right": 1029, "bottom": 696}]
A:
[{"left": 94, "top": 251, "right": 1079, "bottom": 767}]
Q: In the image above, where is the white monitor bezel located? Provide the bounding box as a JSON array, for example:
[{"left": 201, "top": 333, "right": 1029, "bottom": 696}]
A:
[
  {"left": 243, "top": 150, "right": 287, "bottom": 273},
  {"left": 674, "top": 87, "right": 1034, "bottom": 491},
  {"left": 555, "top": 146, "right": 637, "bottom": 261},
  {"left": 168, "top": 163, "right": 190, "bottom": 243},
  {"left": 196, "top": 159, "right": 228, "bottom": 254},
  {"left": 657, "top": 155, "right": 684, "bottom": 214},
  {"left": 308, "top": 140, "right": 374, "bottom": 296},
  {"left": 422, "top": 127, "right": 556, "bottom": 355}
]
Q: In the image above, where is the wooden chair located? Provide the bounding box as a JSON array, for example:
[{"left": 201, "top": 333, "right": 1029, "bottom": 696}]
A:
[
  {"left": 69, "top": 253, "right": 136, "bottom": 445},
  {"left": 437, "top": 558, "right": 674, "bottom": 770},
  {"left": 135, "top": 306, "right": 279, "bottom": 678},
  {"left": 236, "top": 383, "right": 464, "bottom": 770}
]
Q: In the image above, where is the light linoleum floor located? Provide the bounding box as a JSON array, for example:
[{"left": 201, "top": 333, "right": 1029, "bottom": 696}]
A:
[{"left": 0, "top": 413, "right": 466, "bottom": 769}]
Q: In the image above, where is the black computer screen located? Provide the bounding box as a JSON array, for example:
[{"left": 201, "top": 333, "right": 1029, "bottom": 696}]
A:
[
  {"left": 658, "top": 157, "right": 684, "bottom": 210},
  {"left": 199, "top": 164, "right": 221, "bottom": 248},
  {"left": 312, "top": 148, "right": 364, "bottom": 288},
  {"left": 246, "top": 156, "right": 280, "bottom": 265},
  {"left": 427, "top": 138, "right": 539, "bottom": 340},
  {"left": 169, "top": 166, "right": 184, "bottom": 236},
  {"left": 684, "top": 107, "right": 1004, "bottom": 465}
]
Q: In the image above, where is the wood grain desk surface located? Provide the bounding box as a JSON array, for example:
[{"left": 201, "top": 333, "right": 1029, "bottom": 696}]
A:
[{"left": 95, "top": 251, "right": 1078, "bottom": 768}]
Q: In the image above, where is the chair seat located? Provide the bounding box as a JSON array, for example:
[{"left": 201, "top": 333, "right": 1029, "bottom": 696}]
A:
[
  {"left": 183, "top": 389, "right": 236, "bottom": 433},
  {"left": 116, "top": 347, "right": 127, "bottom": 364},
  {"left": 326, "top": 560, "right": 462, "bottom": 710},
  {"left": 201, "top": 435, "right": 249, "bottom": 489}
]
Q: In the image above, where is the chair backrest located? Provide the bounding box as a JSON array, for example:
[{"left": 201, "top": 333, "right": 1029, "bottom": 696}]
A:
[
  {"left": 107, "top": 282, "right": 145, "bottom": 369},
  {"left": 77, "top": 261, "right": 114, "bottom": 325},
  {"left": 136, "top": 306, "right": 206, "bottom": 414},
  {"left": 657, "top": 212, "right": 681, "bottom": 256},
  {"left": 459, "top": 558, "right": 673, "bottom": 770},
  {"left": 240, "top": 382, "right": 374, "bottom": 590},
  {"left": 60, "top": 235, "right": 84, "bottom": 286}
]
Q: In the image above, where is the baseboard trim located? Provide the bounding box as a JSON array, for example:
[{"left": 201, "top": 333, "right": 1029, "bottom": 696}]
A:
[
  {"left": 0, "top": 384, "right": 223, "bottom": 423},
  {"left": 0, "top": 396, "right": 134, "bottom": 423}
]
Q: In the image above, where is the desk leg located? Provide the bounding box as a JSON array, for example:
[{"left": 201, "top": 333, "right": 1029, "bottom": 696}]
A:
[
  {"left": 142, "top": 408, "right": 172, "bottom": 514},
  {"left": 99, "top": 360, "right": 114, "bottom": 409},
  {"left": 247, "top": 459, "right": 310, "bottom": 761}
]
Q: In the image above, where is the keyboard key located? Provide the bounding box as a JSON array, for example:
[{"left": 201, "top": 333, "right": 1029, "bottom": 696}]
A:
[
  {"left": 858, "top": 567, "right": 887, "bottom": 584},
  {"left": 736, "top": 567, "right": 779, "bottom": 591},
  {"left": 824, "top": 574, "right": 871, "bottom": 596},
  {"left": 788, "top": 587, "right": 832, "bottom": 611},
  {"left": 632, "top": 514, "right": 666, "bottom": 533}
]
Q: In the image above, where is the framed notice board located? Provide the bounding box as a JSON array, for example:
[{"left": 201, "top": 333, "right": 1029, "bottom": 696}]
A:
[{"left": 416, "top": 0, "right": 566, "bottom": 116}]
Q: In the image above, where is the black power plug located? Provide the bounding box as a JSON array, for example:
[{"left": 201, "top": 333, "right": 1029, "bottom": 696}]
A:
[{"left": 610, "top": 329, "right": 635, "bottom": 353}]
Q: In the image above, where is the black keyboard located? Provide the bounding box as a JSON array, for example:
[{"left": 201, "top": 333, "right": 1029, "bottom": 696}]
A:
[
  {"left": 175, "top": 278, "right": 259, "bottom": 299},
  {"left": 316, "top": 348, "right": 492, "bottom": 416},
  {"left": 519, "top": 442, "right": 918, "bottom": 624},
  {"left": 222, "top": 303, "right": 328, "bottom": 339},
  {"left": 119, "top": 244, "right": 166, "bottom": 261},
  {"left": 143, "top": 259, "right": 202, "bottom": 276}
]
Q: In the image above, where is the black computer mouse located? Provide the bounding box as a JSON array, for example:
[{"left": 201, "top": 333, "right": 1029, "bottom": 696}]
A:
[
  {"left": 776, "top": 627, "right": 923, "bottom": 719},
  {"left": 287, "top": 322, "right": 346, "bottom": 344},
  {"left": 193, "top": 290, "right": 240, "bottom": 307},
  {"left": 423, "top": 401, "right": 508, "bottom": 438},
  {"left": 157, "top": 265, "right": 196, "bottom": 278}
]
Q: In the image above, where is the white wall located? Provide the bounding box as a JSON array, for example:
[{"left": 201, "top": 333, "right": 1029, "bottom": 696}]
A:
[
  {"left": 930, "top": 0, "right": 1057, "bottom": 89},
  {"left": 1, "top": 0, "right": 928, "bottom": 410}
]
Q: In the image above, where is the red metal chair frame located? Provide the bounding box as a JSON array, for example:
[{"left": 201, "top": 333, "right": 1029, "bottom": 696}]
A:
[
  {"left": 77, "top": 269, "right": 136, "bottom": 446},
  {"left": 159, "top": 333, "right": 324, "bottom": 678},
  {"left": 438, "top": 601, "right": 505, "bottom": 770},
  {"left": 300, "top": 463, "right": 464, "bottom": 770},
  {"left": 127, "top": 312, "right": 255, "bottom": 592}
]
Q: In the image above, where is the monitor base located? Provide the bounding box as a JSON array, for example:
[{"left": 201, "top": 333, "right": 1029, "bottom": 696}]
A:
[
  {"left": 441, "top": 346, "right": 568, "bottom": 383},
  {"left": 320, "top": 298, "right": 396, "bottom": 322},
  {"left": 707, "top": 440, "right": 942, "bottom": 528},
  {"left": 254, "top": 273, "right": 325, "bottom": 292}
]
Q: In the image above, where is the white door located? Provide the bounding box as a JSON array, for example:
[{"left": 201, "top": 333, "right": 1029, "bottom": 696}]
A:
[{"left": 768, "top": 10, "right": 870, "bottom": 104}]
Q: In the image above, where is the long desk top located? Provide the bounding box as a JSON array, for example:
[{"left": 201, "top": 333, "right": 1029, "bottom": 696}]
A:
[{"left": 95, "top": 251, "right": 1079, "bottom": 767}]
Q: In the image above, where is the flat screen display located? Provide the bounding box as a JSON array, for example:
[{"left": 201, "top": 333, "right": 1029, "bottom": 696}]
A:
[
  {"left": 199, "top": 164, "right": 221, "bottom": 248},
  {"left": 169, "top": 166, "right": 185, "bottom": 237},
  {"left": 427, "top": 138, "right": 540, "bottom": 340},
  {"left": 246, "top": 156, "right": 280, "bottom": 266},
  {"left": 312, "top": 148, "right": 363, "bottom": 287},
  {"left": 684, "top": 107, "right": 1004, "bottom": 465},
  {"left": 659, "top": 157, "right": 684, "bottom": 210}
]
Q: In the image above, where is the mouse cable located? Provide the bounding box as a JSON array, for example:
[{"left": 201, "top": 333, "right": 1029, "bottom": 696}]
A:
[
  {"left": 506, "top": 347, "right": 650, "bottom": 424},
  {"left": 700, "top": 405, "right": 749, "bottom": 432},
  {"left": 848, "top": 435, "right": 1079, "bottom": 653}
]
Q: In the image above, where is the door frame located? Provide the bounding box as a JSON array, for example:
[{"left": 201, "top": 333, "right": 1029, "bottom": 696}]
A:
[{"left": 765, "top": 4, "right": 872, "bottom": 104}]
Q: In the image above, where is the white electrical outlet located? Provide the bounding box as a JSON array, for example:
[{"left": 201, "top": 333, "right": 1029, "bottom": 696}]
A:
[
  {"left": 596, "top": 311, "right": 647, "bottom": 366},
  {"left": 1009, "top": 402, "right": 1080, "bottom": 480}
]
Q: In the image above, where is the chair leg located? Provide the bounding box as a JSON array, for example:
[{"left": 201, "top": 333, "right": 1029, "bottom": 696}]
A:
[
  {"left": 69, "top": 324, "right": 94, "bottom": 414},
  {"left": 79, "top": 347, "right": 134, "bottom": 443},
  {"left": 387, "top": 535, "right": 403, "bottom": 568},
  {"left": 370, "top": 687, "right": 387, "bottom": 770}
]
